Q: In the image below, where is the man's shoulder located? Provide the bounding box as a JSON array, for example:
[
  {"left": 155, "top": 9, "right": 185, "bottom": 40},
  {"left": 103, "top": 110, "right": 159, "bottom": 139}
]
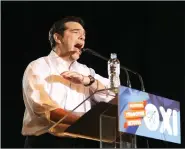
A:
[
  {"left": 24, "top": 55, "right": 50, "bottom": 74},
  {"left": 28, "top": 56, "right": 48, "bottom": 67}
]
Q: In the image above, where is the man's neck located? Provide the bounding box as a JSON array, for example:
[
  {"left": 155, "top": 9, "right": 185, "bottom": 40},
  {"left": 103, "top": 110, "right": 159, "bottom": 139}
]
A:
[{"left": 53, "top": 47, "right": 75, "bottom": 66}]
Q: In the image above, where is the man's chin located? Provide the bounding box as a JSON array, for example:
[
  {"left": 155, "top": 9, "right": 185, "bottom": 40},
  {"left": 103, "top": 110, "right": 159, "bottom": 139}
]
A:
[{"left": 70, "top": 53, "right": 80, "bottom": 61}]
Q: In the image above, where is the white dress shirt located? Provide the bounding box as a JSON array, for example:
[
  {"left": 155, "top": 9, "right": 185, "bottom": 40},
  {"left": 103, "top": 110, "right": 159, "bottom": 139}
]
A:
[{"left": 21, "top": 50, "right": 114, "bottom": 137}]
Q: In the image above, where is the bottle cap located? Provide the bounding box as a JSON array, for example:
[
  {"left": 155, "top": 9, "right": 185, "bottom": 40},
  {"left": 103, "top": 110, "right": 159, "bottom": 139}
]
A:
[{"left": 110, "top": 53, "right": 117, "bottom": 59}]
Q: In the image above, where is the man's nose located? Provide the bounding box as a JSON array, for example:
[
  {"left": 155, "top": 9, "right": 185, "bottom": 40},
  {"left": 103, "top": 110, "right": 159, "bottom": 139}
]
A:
[{"left": 79, "top": 34, "right": 85, "bottom": 41}]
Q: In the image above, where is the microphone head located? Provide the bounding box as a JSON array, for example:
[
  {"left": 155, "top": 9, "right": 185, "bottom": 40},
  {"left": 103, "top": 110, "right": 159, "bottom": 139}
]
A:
[{"left": 81, "top": 48, "right": 89, "bottom": 52}]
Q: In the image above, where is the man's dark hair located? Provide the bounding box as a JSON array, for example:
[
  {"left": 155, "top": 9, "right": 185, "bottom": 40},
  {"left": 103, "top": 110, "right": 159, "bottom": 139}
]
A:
[{"left": 48, "top": 16, "right": 85, "bottom": 49}]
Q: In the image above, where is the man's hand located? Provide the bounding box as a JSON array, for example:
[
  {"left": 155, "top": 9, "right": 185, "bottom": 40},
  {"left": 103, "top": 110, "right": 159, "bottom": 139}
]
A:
[{"left": 61, "top": 71, "right": 90, "bottom": 85}]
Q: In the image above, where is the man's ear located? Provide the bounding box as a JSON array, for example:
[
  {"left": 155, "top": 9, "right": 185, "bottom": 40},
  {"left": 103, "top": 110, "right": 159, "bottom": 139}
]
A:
[{"left": 53, "top": 33, "right": 62, "bottom": 44}]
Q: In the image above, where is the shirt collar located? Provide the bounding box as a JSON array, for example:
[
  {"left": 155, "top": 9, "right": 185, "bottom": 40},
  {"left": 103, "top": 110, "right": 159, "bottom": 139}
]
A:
[{"left": 48, "top": 50, "right": 77, "bottom": 70}]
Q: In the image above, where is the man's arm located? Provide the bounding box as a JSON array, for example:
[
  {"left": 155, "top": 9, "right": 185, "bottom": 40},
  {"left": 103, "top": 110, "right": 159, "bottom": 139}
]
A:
[
  {"left": 50, "top": 108, "right": 80, "bottom": 125},
  {"left": 23, "top": 64, "right": 80, "bottom": 126},
  {"left": 83, "top": 76, "right": 106, "bottom": 92},
  {"left": 87, "top": 73, "right": 116, "bottom": 102},
  {"left": 33, "top": 84, "right": 80, "bottom": 125},
  {"left": 61, "top": 71, "right": 115, "bottom": 103},
  {"left": 61, "top": 71, "right": 106, "bottom": 91}
]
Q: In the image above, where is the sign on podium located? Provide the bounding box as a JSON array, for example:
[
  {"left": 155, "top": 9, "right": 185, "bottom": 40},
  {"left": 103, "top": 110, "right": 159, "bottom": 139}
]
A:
[{"left": 118, "top": 86, "right": 181, "bottom": 144}]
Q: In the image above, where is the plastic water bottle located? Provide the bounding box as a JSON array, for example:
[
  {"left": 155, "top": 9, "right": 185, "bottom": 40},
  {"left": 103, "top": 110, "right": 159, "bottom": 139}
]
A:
[{"left": 108, "top": 53, "right": 120, "bottom": 93}]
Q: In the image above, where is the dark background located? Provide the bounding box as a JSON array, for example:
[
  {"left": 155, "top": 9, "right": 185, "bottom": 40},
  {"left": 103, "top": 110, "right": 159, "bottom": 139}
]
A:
[{"left": 2, "top": 1, "right": 185, "bottom": 148}]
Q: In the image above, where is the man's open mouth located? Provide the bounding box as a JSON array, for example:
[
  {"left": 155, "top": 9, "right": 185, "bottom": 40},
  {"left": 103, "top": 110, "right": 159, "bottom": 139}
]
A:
[{"left": 74, "top": 43, "right": 83, "bottom": 50}]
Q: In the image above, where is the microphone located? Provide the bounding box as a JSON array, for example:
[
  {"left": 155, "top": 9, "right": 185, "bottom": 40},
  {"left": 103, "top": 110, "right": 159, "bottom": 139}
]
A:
[{"left": 82, "top": 48, "right": 145, "bottom": 91}]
